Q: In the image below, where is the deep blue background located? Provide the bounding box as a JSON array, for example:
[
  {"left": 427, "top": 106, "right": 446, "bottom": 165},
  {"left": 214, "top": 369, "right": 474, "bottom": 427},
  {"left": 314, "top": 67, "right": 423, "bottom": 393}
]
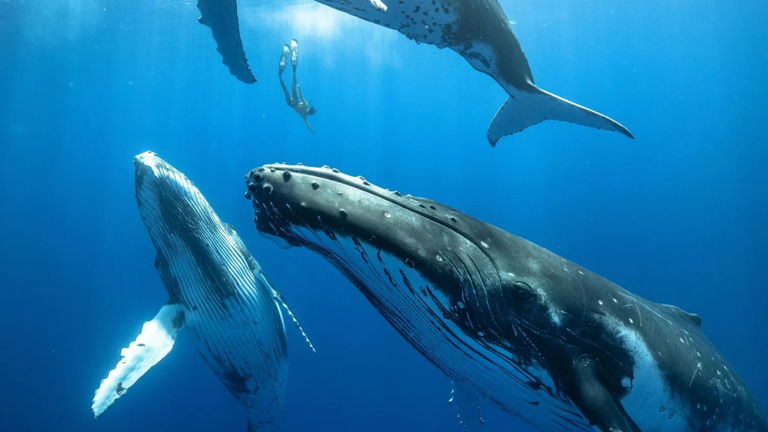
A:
[{"left": 1, "top": 1, "right": 766, "bottom": 431}]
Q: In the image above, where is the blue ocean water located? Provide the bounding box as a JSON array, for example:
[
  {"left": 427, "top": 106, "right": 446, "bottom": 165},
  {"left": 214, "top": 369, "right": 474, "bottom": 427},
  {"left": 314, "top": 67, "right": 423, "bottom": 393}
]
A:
[{"left": 1, "top": 0, "right": 767, "bottom": 431}]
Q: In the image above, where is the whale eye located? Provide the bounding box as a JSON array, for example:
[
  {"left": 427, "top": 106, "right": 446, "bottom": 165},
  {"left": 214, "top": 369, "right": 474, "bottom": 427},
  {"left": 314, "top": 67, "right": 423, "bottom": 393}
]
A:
[{"left": 511, "top": 282, "right": 535, "bottom": 302}]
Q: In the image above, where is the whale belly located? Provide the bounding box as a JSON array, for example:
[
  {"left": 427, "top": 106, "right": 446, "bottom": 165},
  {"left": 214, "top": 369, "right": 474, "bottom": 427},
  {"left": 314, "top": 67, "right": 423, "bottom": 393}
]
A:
[{"left": 159, "top": 239, "right": 289, "bottom": 425}]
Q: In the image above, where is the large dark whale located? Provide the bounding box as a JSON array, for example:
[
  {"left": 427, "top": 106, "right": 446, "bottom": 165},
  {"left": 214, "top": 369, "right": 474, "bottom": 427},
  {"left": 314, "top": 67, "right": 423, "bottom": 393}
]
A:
[
  {"left": 196, "top": 0, "right": 632, "bottom": 144},
  {"left": 93, "top": 152, "right": 312, "bottom": 431},
  {"left": 244, "top": 164, "right": 767, "bottom": 432}
]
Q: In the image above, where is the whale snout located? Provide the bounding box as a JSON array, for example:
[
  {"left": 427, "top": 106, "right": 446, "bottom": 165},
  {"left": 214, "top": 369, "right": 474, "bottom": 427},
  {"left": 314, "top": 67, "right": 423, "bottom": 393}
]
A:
[
  {"left": 245, "top": 164, "right": 347, "bottom": 241},
  {"left": 244, "top": 164, "right": 475, "bottom": 267},
  {"left": 133, "top": 151, "right": 165, "bottom": 179}
]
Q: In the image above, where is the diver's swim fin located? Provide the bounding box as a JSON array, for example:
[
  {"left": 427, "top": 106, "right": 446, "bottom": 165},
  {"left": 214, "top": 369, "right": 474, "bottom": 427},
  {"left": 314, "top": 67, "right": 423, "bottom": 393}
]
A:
[
  {"left": 279, "top": 45, "right": 289, "bottom": 75},
  {"left": 487, "top": 86, "right": 633, "bottom": 146},
  {"left": 197, "top": 0, "right": 256, "bottom": 84},
  {"left": 91, "top": 304, "right": 185, "bottom": 417},
  {"left": 289, "top": 39, "right": 299, "bottom": 67}
]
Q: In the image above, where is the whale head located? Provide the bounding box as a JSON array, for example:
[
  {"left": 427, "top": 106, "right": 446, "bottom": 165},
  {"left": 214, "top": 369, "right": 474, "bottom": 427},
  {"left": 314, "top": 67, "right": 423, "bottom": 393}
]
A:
[{"left": 244, "top": 164, "right": 568, "bottom": 374}]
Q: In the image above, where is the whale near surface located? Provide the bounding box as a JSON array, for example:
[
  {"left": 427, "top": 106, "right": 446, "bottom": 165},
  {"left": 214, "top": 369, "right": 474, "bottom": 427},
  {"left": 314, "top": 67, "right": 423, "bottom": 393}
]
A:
[
  {"left": 92, "top": 152, "right": 311, "bottom": 431},
  {"left": 244, "top": 164, "right": 767, "bottom": 432},
  {"left": 195, "top": 0, "right": 632, "bottom": 144}
]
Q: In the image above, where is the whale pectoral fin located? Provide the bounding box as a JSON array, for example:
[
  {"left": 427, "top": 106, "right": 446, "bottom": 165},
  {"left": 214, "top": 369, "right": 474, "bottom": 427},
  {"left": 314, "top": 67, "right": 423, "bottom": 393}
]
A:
[
  {"left": 487, "top": 87, "right": 633, "bottom": 146},
  {"left": 91, "top": 304, "right": 185, "bottom": 418},
  {"left": 448, "top": 380, "right": 484, "bottom": 429},
  {"left": 565, "top": 355, "right": 641, "bottom": 432},
  {"left": 197, "top": 0, "right": 256, "bottom": 84}
]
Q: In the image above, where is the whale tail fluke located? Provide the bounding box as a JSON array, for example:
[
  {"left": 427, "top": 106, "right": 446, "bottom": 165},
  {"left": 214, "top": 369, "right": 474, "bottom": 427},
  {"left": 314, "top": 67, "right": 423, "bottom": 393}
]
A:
[{"left": 487, "top": 86, "right": 633, "bottom": 146}]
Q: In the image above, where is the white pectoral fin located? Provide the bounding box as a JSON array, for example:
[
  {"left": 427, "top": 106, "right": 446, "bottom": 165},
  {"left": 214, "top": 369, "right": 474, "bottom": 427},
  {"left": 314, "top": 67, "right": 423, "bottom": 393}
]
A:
[
  {"left": 92, "top": 304, "right": 185, "bottom": 417},
  {"left": 448, "top": 380, "right": 485, "bottom": 429}
]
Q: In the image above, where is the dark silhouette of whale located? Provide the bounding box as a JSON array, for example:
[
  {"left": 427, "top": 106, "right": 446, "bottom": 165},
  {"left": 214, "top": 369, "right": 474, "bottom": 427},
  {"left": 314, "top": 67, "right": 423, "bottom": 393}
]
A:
[
  {"left": 196, "top": 0, "right": 632, "bottom": 144},
  {"left": 197, "top": 0, "right": 255, "bottom": 83},
  {"left": 243, "top": 163, "right": 767, "bottom": 432}
]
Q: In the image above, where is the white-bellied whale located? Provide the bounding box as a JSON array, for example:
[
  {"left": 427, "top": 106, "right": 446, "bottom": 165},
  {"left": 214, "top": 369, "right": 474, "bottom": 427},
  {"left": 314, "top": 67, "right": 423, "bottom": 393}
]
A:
[
  {"left": 244, "top": 164, "right": 767, "bottom": 432},
  {"left": 197, "top": 0, "right": 632, "bottom": 144},
  {"left": 92, "top": 152, "right": 313, "bottom": 431}
]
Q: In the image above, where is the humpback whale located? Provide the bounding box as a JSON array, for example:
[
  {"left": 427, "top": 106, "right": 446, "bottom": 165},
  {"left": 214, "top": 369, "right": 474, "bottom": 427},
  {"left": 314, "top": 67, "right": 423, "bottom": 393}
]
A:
[
  {"left": 244, "top": 164, "right": 767, "bottom": 432},
  {"left": 92, "top": 152, "right": 312, "bottom": 431},
  {"left": 197, "top": 0, "right": 632, "bottom": 144}
]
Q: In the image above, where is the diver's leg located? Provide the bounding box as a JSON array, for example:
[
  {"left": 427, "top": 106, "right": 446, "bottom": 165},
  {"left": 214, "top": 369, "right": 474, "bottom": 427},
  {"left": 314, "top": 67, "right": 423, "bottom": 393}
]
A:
[
  {"left": 291, "top": 65, "right": 298, "bottom": 102},
  {"left": 279, "top": 71, "right": 292, "bottom": 106}
]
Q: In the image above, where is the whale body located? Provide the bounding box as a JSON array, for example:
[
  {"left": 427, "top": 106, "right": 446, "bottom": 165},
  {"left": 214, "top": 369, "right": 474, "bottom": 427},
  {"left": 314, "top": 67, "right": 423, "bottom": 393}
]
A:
[
  {"left": 196, "top": 0, "right": 633, "bottom": 144},
  {"left": 244, "top": 163, "right": 767, "bottom": 432},
  {"left": 92, "top": 153, "right": 312, "bottom": 431}
]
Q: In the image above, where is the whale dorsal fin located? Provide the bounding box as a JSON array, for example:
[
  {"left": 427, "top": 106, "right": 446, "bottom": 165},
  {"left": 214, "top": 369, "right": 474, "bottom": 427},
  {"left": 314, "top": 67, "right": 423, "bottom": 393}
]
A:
[{"left": 660, "top": 303, "right": 702, "bottom": 327}]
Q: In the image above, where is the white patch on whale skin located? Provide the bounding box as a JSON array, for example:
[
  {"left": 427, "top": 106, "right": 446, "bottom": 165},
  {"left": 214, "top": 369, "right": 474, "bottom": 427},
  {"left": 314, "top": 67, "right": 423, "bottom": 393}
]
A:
[
  {"left": 369, "top": 0, "right": 388, "bottom": 12},
  {"left": 458, "top": 40, "right": 499, "bottom": 76},
  {"left": 605, "top": 316, "right": 689, "bottom": 432},
  {"left": 92, "top": 304, "right": 182, "bottom": 417}
]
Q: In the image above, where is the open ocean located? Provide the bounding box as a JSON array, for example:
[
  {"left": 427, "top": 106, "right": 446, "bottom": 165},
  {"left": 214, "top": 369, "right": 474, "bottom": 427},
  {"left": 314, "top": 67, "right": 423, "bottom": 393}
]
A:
[{"left": 1, "top": 1, "right": 766, "bottom": 431}]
